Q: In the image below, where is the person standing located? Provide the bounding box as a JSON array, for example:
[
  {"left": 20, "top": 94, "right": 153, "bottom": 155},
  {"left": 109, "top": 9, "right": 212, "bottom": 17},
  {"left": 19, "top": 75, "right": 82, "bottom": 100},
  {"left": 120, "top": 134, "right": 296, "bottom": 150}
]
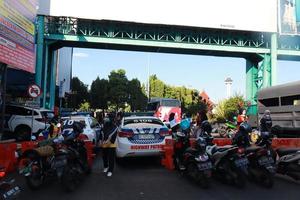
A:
[
  {"left": 260, "top": 110, "right": 272, "bottom": 133},
  {"left": 99, "top": 112, "right": 118, "bottom": 177}
]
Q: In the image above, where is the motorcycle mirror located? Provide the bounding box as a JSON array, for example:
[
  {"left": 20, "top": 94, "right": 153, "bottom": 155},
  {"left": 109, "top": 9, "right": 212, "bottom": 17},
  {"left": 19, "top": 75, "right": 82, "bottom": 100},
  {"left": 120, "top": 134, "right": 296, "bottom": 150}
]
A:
[{"left": 31, "top": 135, "right": 37, "bottom": 141}]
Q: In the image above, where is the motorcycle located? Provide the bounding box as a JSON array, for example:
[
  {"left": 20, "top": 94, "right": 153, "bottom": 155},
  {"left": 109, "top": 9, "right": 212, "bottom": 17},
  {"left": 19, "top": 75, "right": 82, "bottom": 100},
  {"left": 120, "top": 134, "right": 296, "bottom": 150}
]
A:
[
  {"left": 173, "top": 131, "right": 190, "bottom": 171},
  {"left": 207, "top": 144, "right": 249, "bottom": 188},
  {"left": 61, "top": 131, "right": 91, "bottom": 175},
  {"left": 276, "top": 147, "right": 300, "bottom": 181},
  {"left": 173, "top": 131, "right": 213, "bottom": 188},
  {"left": 218, "top": 120, "right": 237, "bottom": 138},
  {"left": 185, "top": 136, "right": 213, "bottom": 188},
  {"left": 19, "top": 136, "right": 83, "bottom": 192},
  {"left": 0, "top": 166, "right": 20, "bottom": 200}
]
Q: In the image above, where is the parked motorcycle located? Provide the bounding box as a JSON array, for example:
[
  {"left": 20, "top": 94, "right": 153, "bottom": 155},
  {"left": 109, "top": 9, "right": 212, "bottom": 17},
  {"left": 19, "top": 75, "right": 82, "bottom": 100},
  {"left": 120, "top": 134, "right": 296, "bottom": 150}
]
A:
[
  {"left": 245, "top": 131, "right": 276, "bottom": 188},
  {"left": 207, "top": 144, "right": 249, "bottom": 188},
  {"left": 276, "top": 147, "right": 300, "bottom": 180},
  {"left": 19, "top": 123, "right": 87, "bottom": 192},
  {"left": 173, "top": 131, "right": 212, "bottom": 188},
  {"left": 173, "top": 131, "right": 190, "bottom": 171},
  {"left": 185, "top": 137, "right": 213, "bottom": 188},
  {"left": 0, "top": 166, "right": 20, "bottom": 200}
]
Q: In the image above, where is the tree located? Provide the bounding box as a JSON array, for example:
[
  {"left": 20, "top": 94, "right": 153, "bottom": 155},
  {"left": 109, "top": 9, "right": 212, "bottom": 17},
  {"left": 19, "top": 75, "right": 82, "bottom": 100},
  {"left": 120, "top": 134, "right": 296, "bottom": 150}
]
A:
[
  {"left": 149, "top": 75, "right": 165, "bottom": 98},
  {"left": 67, "top": 77, "right": 89, "bottom": 109},
  {"left": 223, "top": 95, "right": 245, "bottom": 121},
  {"left": 79, "top": 102, "right": 90, "bottom": 111},
  {"left": 212, "top": 100, "right": 226, "bottom": 122},
  {"left": 127, "top": 78, "right": 148, "bottom": 111},
  {"left": 90, "top": 77, "right": 109, "bottom": 109},
  {"left": 108, "top": 69, "right": 129, "bottom": 109}
]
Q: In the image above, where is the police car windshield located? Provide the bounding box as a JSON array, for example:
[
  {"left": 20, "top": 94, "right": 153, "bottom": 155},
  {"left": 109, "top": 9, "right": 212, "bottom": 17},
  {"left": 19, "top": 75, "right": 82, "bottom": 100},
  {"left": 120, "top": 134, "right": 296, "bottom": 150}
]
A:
[
  {"left": 63, "top": 119, "right": 86, "bottom": 129},
  {"left": 124, "top": 118, "right": 163, "bottom": 126}
]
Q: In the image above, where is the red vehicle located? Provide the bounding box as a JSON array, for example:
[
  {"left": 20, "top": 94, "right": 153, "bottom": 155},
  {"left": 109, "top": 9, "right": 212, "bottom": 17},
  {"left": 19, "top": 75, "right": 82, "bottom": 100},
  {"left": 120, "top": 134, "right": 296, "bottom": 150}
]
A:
[{"left": 147, "top": 98, "right": 181, "bottom": 123}]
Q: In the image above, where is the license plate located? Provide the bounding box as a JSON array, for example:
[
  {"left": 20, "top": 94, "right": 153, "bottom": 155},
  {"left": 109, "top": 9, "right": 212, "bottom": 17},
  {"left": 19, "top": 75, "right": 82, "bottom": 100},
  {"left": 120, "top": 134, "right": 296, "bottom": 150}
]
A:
[
  {"left": 234, "top": 158, "right": 249, "bottom": 167},
  {"left": 139, "top": 134, "right": 155, "bottom": 139},
  {"left": 258, "top": 156, "right": 274, "bottom": 166},
  {"left": 3, "top": 186, "right": 20, "bottom": 199},
  {"left": 197, "top": 162, "right": 213, "bottom": 171},
  {"left": 54, "top": 159, "right": 67, "bottom": 168}
]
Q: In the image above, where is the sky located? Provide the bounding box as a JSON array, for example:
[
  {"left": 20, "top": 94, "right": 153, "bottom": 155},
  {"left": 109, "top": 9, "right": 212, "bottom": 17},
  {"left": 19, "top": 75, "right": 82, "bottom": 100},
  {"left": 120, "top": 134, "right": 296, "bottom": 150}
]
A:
[{"left": 72, "top": 48, "right": 300, "bottom": 103}]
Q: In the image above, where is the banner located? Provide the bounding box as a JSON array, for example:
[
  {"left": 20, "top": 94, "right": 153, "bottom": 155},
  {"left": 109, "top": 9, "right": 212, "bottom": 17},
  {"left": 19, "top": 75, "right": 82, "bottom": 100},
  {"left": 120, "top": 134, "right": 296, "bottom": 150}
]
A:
[
  {"left": 0, "top": 0, "right": 37, "bottom": 73},
  {"left": 279, "top": 0, "right": 300, "bottom": 34}
]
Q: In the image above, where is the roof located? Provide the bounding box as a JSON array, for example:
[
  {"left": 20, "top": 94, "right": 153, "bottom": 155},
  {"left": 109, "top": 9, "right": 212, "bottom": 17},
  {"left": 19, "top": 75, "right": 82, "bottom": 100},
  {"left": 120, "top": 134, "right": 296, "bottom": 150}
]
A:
[
  {"left": 149, "top": 97, "right": 180, "bottom": 102},
  {"left": 224, "top": 77, "right": 233, "bottom": 83},
  {"left": 62, "top": 115, "right": 90, "bottom": 120},
  {"left": 124, "top": 116, "right": 160, "bottom": 120},
  {"left": 258, "top": 81, "right": 300, "bottom": 99}
]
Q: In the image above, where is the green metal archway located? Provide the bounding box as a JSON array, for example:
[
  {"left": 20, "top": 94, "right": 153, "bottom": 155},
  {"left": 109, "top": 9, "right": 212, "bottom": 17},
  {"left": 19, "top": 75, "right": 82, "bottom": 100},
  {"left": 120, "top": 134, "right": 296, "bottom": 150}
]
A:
[{"left": 35, "top": 15, "right": 300, "bottom": 117}]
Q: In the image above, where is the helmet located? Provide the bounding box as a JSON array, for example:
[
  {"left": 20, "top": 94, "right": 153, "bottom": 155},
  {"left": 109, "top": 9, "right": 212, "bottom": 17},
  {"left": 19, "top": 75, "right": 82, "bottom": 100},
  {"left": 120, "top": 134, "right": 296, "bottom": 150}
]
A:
[
  {"left": 62, "top": 121, "right": 83, "bottom": 140},
  {"left": 239, "top": 122, "right": 252, "bottom": 133},
  {"left": 201, "top": 120, "right": 212, "bottom": 134},
  {"left": 180, "top": 118, "right": 190, "bottom": 131},
  {"left": 73, "top": 121, "right": 83, "bottom": 135}
]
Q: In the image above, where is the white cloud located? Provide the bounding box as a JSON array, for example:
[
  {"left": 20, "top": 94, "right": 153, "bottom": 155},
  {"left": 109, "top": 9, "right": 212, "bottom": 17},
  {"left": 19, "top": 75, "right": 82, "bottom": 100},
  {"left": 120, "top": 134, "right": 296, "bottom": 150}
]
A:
[{"left": 73, "top": 52, "right": 89, "bottom": 58}]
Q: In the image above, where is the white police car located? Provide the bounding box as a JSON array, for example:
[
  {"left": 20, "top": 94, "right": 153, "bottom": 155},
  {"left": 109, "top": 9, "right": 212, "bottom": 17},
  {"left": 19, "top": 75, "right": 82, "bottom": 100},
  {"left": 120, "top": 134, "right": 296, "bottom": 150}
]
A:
[
  {"left": 62, "top": 116, "right": 101, "bottom": 144},
  {"left": 116, "top": 116, "right": 172, "bottom": 158}
]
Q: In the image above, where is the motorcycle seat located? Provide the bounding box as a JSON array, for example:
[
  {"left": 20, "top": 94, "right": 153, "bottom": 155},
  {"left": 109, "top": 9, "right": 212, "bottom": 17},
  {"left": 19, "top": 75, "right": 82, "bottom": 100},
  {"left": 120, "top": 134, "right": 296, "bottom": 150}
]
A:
[
  {"left": 185, "top": 147, "right": 198, "bottom": 154},
  {"left": 245, "top": 146, "right": 262, "bottom": 154},
  {"left": 211, "top": 145, "right": 234, "bottom": 154},
  {"left": 276, "top": 148, "right": 300, "bottom": 157},
  {"left": 35, "top": 146, "right": 54, "bottom": 157}
]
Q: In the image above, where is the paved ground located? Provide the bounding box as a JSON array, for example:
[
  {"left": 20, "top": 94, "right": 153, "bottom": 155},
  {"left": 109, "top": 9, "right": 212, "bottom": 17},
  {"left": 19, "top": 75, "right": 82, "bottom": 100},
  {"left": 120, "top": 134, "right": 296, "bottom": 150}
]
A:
[{"left": 15, "top": 155, "right": 300, "bottom": 200}]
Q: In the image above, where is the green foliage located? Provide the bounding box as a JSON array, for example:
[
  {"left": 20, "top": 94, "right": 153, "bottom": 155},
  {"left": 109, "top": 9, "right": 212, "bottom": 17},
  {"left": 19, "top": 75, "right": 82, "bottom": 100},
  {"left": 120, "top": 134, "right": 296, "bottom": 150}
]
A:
[
  {"left": 150, "top": 75, "right": 165, "bottom": 98},
  {"left": 79, "top": 102, "right": 90, "bottom": 111},
  {"left": 212, "top": 100, "right": 226, "bottom": 122},
  {"left": 67, "top": 77, "right": 89, "bottom": 109},
  {"left": 187, "top": 101, "right": 208, "bottom": 116},
  {"left": 223, "top": 95, "right": 245, "bottom": 121},
  {"left": 149, "top": 75, "right": 205, "bottom": 114},
  {"left": 211, "top": 95, "right": 245, "bottom": 122},
  {"left": 127, "top": 78, "right": 148, "bottom": 111},
  {"left": 90, "top": 77, "right": 109, "bottom": 109},
  {"left": 108, "top": 69, "right": 129, "bottom": 109}
]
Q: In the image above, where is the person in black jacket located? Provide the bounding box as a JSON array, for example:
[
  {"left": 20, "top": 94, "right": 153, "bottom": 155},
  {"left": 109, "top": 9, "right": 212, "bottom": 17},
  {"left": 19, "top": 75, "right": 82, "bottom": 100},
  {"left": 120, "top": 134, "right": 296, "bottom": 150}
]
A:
[
  {"left": 99, "top": 112, "right": 118, "bottom": 177},
  {"left": 260, "top": 110, "right": 272, "bottom": 133}
]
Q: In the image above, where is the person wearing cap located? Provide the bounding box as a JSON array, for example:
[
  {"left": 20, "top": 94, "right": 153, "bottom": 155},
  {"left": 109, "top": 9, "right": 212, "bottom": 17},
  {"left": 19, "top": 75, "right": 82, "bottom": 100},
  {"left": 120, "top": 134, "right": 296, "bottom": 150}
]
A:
[{"left": 99, "top": 112, "right": 118, "bottom": 177}]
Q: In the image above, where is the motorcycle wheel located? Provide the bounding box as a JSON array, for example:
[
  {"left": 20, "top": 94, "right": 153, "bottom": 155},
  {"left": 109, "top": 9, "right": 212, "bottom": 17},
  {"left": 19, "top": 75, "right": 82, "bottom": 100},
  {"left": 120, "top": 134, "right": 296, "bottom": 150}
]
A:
[
  {"left": 61, "top": 164, "right": 78, "bottom": 192},
  {"left": 259, "top": 171, "right": 274, "bottom": 188},
  {"left": 25, "top": 165, "right": 43, "bottom": 190},
  {"left": 233, "top": 171, "right": 246, "bottom": 189},
  {"left": 187, "top": 163, "right": 199, "bottom": 182},
  {"left": 198, "top": 173, "right": 210, "bottom": 189}
]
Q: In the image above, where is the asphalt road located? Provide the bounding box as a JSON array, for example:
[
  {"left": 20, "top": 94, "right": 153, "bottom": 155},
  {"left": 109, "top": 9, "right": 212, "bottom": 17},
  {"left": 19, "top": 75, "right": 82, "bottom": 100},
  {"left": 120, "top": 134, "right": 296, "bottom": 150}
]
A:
[{"left": 15, "top": 155, "right": 300, "bottom": 200}]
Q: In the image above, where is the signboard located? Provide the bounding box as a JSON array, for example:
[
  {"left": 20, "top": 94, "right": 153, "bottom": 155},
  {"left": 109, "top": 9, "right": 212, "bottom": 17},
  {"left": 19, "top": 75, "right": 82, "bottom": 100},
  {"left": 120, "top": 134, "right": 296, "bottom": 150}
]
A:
[
  {"left": 38, "top": 0, "right": 277, "bottom": 33},
  {"left": 0, "top": 0, "right": 38, "bottom": 73},
  {"left": 28, "top": 84, "right": 42, "bottom": 98},
  {"left": 278, "top": 0, "right": 300, "bottom": 34}
]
